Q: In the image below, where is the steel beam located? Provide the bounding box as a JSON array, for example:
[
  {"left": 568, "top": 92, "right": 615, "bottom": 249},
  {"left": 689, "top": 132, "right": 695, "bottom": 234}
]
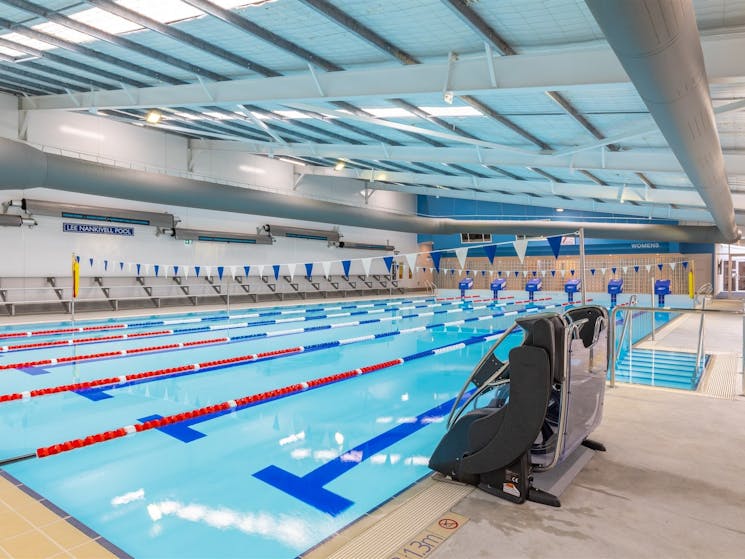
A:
[
  {"left": 19, "top": 34, "right": 745, "bottom": 111},
  {"left": 440, "top": 0, "right": 516, "bottom": 55}
]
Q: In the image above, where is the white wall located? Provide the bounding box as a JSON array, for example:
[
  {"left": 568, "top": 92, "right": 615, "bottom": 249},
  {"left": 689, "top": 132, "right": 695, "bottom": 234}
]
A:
[{"left": 0, "top": 101, "right": 419, "bottom": 279}]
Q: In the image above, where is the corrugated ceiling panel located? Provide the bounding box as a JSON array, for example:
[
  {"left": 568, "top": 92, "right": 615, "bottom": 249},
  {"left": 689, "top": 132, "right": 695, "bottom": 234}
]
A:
[
  {"left": 476, "top": 0, "right": 603, "bottom": 50},
  {"left": 233, "top": 0, "right": 391, "bottom": 67},
  {"left": 335, "top": 0, "right": 483, "bottom": 60}
]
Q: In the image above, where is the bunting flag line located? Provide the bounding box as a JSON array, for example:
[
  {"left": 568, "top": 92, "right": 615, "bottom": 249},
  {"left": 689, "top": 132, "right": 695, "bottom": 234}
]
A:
[
  {"left": 430, "top": 251, "right": 441, "bottom": 273},
  {"left": 383, "top": 256, "right": 394, "bottom": 273},
  {"left": 513, "top": 237, "right": 528, "bottom": 263},
  {"left": 455, "top": 247, "right": 468, "bottom": 270},
  {"left": 547, "top": 236, "right": 562, "bottom": 259},
  {"left": 484, "top": 244, "right": 497, "bottom": 264}
]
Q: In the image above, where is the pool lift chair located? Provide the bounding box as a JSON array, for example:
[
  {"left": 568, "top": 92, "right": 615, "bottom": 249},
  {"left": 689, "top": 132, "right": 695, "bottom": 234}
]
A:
[{"left": 429, "top": 305, "right": 609, "bottom": 507}]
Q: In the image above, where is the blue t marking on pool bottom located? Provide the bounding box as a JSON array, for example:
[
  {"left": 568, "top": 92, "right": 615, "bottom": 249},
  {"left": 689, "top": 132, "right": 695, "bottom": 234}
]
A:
[
  {"left": 137, "top": 412, "right": 230, "bottom": 443},
  {"left": 17, "top": 366, "right": 53, "bottom": 376},
  {"left": 253, "top": 395, "right": 464, "bottom": 517}
]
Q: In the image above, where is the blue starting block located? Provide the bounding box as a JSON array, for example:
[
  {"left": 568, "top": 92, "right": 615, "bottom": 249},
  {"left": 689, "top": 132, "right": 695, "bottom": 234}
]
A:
[
  {"left": 654, "top": 279, "right": 671, "bottom": 307},
  {"left": 459, "top": 276, "right": 474, "bottom": 299},
  {"left": 525, "top": 278, "right": 542, "bottom": 302},
  {"left": 607, "top": 278, "right": 623, "bottom": 308},
  {"left": 564, "top": 279, "right": 581, "bottom": 303},
  {"left": 490, "top": 278, "right": 506, "bottom": 301}
]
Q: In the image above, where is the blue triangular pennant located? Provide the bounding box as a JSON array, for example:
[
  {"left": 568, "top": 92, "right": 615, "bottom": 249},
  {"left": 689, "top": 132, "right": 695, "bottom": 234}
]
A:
[
  {"left": 657, "top": 263, "right": 664, "bottom": 271},
  {"left": 119, "top": 261, "right": 124, "bottom": 271},
  {"left": 104, "top": 260, "right": 108, "bottom": 271},
  {"left": 683, "top": 261, "right": 689, "bottom": 270},
  {"left": 590, "top": 268, "right": 596, "bottom": 276},
  {"left": 634, "top": 265, "right": 640, "bottom": 273},
  {"left": 547, "top": 236, "right": 562, "bottom": 259},
  {"left": 243, "top": 265, "right": 250, "bottom": 277},
  {"left": 612, "top": 267, "right": 617, "bottom": 274},
  {"left": 76, "top": 255, "right": 80, "bottom": 263},
  {"left": 498, "top": 271, "right": 502, "bottom": 277},
  {"left": 551, "top": 270, "right": 556, "bottom": 277},
  {"left": 483, "top": 245, "right": 497, "bottom": 264},
  {"left": 481, "top": 270, "right": 486, "bottom": 276},
  {"left": 174, "top": 265, "right": 179, "bottom": 276},
  {"left": 305, "top": 263, "right": 313, "bottom": 278},
  {"left": 136, "top": 263, "right": 141, "bottom": 275},
  {"left": 513, "top": 271, "right": 519, "bottom": 277},
  {"left": 195, "top": 265, "right": 201, "bottom": 277},
  {"left": 342, "top": 260, "right": 351, "bottom": 277},
  {"left": 383, "top": 256, "right": 394, "bottom": 272},
  {"left": 273, "top": 265, "right": 280, "bottom": 280},
  {"left": 154, "top": 265, "right": 160, "bottom": 277},
  {"left": 570, "top": 269, "right": 575, "bottom": 276},
  {"left": 89, "top": 257, "right": 94, "bottom": 267},
  {"left": 466, "top": 270, "right": 471, "bottom": 276},
  {"left": 217, "top": 266, "right": 224, "bottom": 280},
  {"left": 430, "top": 252, "right": 441, "bottom": 273},
  {"left": 532, "top": 270, "right": 537, "bottom": 277}
]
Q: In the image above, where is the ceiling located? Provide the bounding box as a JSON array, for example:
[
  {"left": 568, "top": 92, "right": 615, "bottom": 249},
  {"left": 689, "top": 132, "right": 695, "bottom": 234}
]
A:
[{"left": 1, "top": 0, "right": 745, "bottom": 226}]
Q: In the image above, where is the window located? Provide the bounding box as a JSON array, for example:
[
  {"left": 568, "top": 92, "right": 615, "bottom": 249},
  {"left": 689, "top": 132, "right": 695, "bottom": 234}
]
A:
[{"left": 461, "top": 233, "right": 492, "bottom": 244}]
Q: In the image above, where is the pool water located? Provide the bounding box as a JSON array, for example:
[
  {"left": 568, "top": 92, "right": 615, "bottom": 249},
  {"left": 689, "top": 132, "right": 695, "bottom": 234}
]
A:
[{"left": 0, "top": 292, "right": 688, "bottom": 558}]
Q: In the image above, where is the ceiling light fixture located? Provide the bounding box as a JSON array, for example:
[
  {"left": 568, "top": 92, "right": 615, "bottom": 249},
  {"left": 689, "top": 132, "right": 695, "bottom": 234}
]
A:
[
  {"left": 334, "top": 160, "right": 346, "bottom": 171},
  {"left": 556, "top": 208, "right": 564, "bottom": 212},
  {"left": 145, "top": 110, "right": 162, "bottom": 124}
]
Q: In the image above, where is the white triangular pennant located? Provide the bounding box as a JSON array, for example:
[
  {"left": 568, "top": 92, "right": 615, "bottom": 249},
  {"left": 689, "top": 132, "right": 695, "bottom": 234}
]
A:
[
  {"left": 645, "top": 264, "right": 652, "bottom": 273},
  {"left": 600, "top": 267, "right": 607, "bottom": 275},
  {"left": 669, "top": 262, "right": 676, "bottom": 270},
  {"left": 560, "top": 269, "right": 566, "bottom": 277},
  {"left": 205, "top": 266, "right": 212, "bottom": 279},
  {"left": 522, "top": 270, "right": 528, "bottom": 277},
  {"left": 287, "top": 263, "right": 296, "bottom": 281},
  {"left": 361, "top": 258, "right": 372, "bottom": 277},
  {"left": 404, "top": 253, "right": 417, "bottom": 273},
  {"left": 321, "top": 261, "right": 331, "bottom": 279},
  {"left": 622, "top": 266, "right": 628, "bottom": 274},
  {"left": 489, "top": 270, "right": 494, "bottom": 276},
  {"left": 513, "top": 238, "right": 528, "bottom": 263},
  {"left": 541, "top": 270, "right": 546, "bottom": 277},
  {"left": 183, "top": 265, "right": 189, "bottom": 279},
  {"left": 257, "top": 264, "right": 265, "bottom": 278},
  {"left": 455, "top": 247, "right": 468, "bottom": 269},
  {"left": 229, "top": 266, "right": 237, "bottom": 280}
]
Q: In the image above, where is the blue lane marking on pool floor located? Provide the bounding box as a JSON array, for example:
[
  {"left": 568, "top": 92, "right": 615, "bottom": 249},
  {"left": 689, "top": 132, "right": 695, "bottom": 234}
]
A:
[
  {"left": 138, "top": 414, "right": 211, "bottom": 443},
  {"left": 18, "top": 366, "right": 53, "bottom": 376},
  {"left": 252, "top": 395, "right": 466, "bottom": 516},
  {"left": 74, "top": 388, "right": 114, "bottom": 401}
]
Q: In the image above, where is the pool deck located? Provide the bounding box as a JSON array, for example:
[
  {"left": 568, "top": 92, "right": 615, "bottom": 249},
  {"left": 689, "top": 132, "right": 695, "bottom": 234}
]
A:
[{"left": 1, "top": 298, "right": 744, "bottom": 558}]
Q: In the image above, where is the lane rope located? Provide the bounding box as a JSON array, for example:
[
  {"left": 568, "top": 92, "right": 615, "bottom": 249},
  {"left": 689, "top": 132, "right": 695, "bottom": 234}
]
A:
[{"left": 0, "top": 300, "right": 581, "bottom": 404}]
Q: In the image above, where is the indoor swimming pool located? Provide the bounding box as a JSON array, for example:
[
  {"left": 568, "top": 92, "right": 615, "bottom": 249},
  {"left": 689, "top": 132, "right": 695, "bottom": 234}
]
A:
[{"left": 0, "top": 292, "right": 690, "bottom": 558}]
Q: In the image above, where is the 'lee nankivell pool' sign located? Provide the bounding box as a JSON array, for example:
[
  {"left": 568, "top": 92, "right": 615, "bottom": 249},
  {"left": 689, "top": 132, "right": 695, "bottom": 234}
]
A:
[{"left": 63, "top": 222, "right": 134, "bottom": 236}]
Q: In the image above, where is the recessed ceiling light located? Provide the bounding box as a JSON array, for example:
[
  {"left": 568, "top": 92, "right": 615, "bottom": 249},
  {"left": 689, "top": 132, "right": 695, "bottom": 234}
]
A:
[
  {"left": 556, "top": 208, "right": 564, "bottom": 212},
  {"left": 145, "top": 110, "right": 162, "bottom": 124},
  {"left": 334, "top": 160, "right": 346, "bottom": 171}
]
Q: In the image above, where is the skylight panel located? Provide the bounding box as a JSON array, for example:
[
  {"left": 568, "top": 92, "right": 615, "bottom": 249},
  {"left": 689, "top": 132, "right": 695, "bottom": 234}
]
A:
[
  {"left": 0, "top": 45, "right": 24, "bottom": 57},
  {"left": 116, "top": 0, "right": 204, "bottom": 24},
  {"left": 69, "top": 7, "right": 143, "bottom": 35},
  {"left": 0, "top": 32, "right": 55, "bottom": 51},
  {"left": 33, "top": 21, "right": 96, "bottom": 44}
]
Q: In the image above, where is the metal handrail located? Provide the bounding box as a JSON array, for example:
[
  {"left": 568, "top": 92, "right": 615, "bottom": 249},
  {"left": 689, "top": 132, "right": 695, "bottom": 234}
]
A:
[{"left": 608, "top": 304, "right": 745, "bottom": 388}]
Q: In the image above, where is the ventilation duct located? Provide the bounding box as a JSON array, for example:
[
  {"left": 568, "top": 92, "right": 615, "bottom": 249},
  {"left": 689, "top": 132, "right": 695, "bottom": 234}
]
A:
[
  {"left": 0, "top": 214, "right": 36, "bottom": 227},
  {"left": 173, "top": 227, "right": 273, "bottom": 245},
  {"left": 20, "top": 198, "right": 175, "bottom": 228},
  {"left": 586, "top": 0, "right": 739, "bottom": 242},
  {"left": 263, "top": 224, "right": 341, "bottom": 242},
  {"left": 337, "top": 241, "right": 395, "bottom": 251},
  {"left": 0, "top": 138, "right": 732, "bottom": 243}
]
